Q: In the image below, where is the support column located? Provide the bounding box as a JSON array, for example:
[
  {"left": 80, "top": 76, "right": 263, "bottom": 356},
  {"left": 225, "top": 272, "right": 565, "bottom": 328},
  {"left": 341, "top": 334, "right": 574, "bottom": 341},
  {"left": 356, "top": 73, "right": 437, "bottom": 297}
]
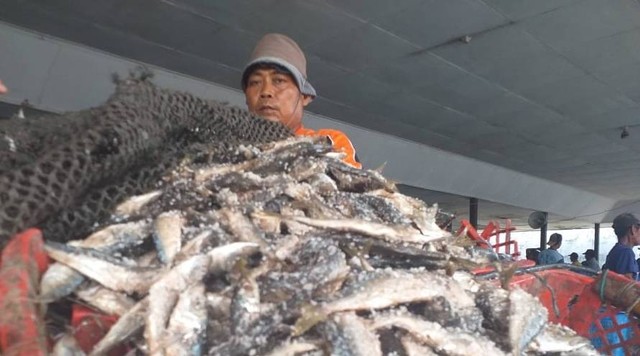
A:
[
  {"left": 469, "top": 198, "right": 478, "bottom": 229},
  {"left": 539, "top": 212, "right": 548, "bottom": 250},
  {"left": 594, "top": 223, "right": 600, "bottom": 260}
]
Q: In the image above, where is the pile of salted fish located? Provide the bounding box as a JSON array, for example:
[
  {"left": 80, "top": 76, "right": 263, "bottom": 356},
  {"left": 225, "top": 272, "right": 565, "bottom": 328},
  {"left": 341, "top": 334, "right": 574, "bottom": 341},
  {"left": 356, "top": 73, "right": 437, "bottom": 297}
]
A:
[
  {"left": 42, "top": 136, "right": 596, "bottom": 355},
  {"left": 0, "top": 75, "right": 597, "bottom": 355}
]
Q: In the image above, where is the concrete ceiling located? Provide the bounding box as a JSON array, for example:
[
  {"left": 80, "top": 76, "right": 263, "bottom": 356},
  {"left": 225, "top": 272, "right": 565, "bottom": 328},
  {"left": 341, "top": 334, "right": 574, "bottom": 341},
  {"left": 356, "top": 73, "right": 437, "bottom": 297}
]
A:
[{"left": 2, "top": 0, "right": 640, "bottom": 232}]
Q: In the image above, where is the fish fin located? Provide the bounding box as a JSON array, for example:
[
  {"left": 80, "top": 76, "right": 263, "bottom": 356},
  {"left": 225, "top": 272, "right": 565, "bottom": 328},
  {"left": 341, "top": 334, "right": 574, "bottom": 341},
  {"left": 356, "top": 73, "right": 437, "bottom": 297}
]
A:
[
  {"left": 445, "top": 260, "right": 459, "bottom": 277},
  {"left": 385, "top": 179, "right": 398, "bottom": 192},
  {"left": 499, "top": 262, "right": 519, "bottom": 290},
  {"left": 292, "top": 304, "right": 327, "bottom": 336},
  {"left": 340, "top": 242, "right": 375, "bottom": 272},
  {"left": 361, "top": 240, "right": 373, "bottom": 256},
  {"left": 230, "top": 257, "right": 251, "bottom": 280},
  {"left": 251, "top": 211, "right": 281, "bottom": 220},
  {"left": 373, "top": 162, "right": 387, "bottom": 174},
  {"left": 340, "top": 244, "right": 359, "bottom": 259},
  {"left": 451, "top": 228, "right": 476, "bottom": 248}
]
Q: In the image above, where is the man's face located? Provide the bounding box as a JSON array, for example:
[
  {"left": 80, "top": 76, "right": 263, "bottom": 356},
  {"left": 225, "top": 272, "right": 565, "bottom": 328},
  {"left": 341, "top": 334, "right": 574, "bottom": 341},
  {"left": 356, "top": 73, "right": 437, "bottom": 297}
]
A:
[
  {"left": 244, "top": 68, "right": 312, "bottom": 131},
  {"left": 632, "top": 224, "right": 640, "bottom": 245}
]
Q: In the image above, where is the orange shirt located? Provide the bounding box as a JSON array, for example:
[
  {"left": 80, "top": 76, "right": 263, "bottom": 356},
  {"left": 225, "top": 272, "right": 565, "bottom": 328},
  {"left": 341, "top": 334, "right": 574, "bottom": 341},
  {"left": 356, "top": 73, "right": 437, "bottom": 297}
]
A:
[{"left": 295, "top": 127, "right": 362, "bottom": 169}]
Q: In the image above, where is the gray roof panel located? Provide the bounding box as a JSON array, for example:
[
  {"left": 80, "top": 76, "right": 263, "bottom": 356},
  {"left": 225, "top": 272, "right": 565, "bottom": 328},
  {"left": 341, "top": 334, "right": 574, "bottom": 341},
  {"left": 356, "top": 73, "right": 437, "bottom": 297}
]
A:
[
  {"left": 239, "top": 0, "right": 362, "bottom": 47},
  {"left": 483, "top": 0, "right": 579, "bottom": 21},
  {"left": 361, "top": 54, "right": 469, "bottom": 91},
  {"left": 416, "top": 75, "right": 508, "bottom": 115},
  {"left": 593, "top": 63, "right": 640, "bottom": 102},
  {"left": 325, "top": 0, "right": 424, "bottom": 22},
  {"left": 520, "top": 0, "right": 640, "bottom": 50},
  {"left": 374, "top": 0, "right": 507, "bottom": 48},
  {"left": 559, "top": 28, "right": 640, "bottom": 73},
  {"left": 308, "top": 24, "right": 418, "bottom": 71}
]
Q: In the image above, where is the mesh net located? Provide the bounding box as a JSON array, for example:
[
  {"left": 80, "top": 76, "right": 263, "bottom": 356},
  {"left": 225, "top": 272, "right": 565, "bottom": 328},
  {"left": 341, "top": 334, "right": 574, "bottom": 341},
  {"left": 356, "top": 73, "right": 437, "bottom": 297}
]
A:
[{"left": 0, "top": 74, "right": 293, "bottom": 246}]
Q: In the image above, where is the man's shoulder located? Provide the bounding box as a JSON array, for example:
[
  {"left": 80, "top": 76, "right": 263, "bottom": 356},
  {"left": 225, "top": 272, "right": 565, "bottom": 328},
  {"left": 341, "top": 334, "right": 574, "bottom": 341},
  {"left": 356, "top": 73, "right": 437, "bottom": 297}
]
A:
[
  {"left": 610, "top": 243, "right": 634, "bottom": 257},
  {"left": 295, "top": 127, "right": 361, "bottom": 169},
  {"left": 538, "top": 249, "right": 555, "bottom": 262},
  {"left": 315, "top": 128, "right": 350, "bottom": 138},
  {"left": 295, "top": 126, "right": 350, "bottom": 137},
  {"left": 605, "top": 244, "right": 637, "bottom": 274},
  {"left": 299, "top": 128, "right": 352, "bottom": 142},
  {"left": 541, "top": 249, "right": 561, "bottom": 257}
]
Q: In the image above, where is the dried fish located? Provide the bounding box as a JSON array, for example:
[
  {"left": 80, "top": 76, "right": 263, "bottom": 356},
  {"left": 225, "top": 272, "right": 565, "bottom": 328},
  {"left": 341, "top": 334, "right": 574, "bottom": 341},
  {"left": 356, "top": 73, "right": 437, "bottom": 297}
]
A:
[
  {"left": 205, "top": 292, "right": 231, "bottom": 320},
  {"left": 255, "top": 212, "right": 448, "bottom": 245},
  {"left": 41, "top": 220, "right": 153, "bottom": 302},
  {"left": 217, "top": 209, "right": 270, "bottom": 252},
  {"left": 321, "top": 312, "right": 382, "bottom": 356},
  {"left": 163, "top": 283, "right": 207, "bottom": 356},
  {"left": 293, "top": 270, "right": 478, "bottom": 335},
  {"left": 367, "top": 189, "right": 442, "bottom": 235},
  {"left": 75, "top": 283, "right": 136, "bottom": 316},
  {"left": 525, "top": 323, "right": 599, "bottom": 354},
  {"left": 259, "top": 237, "right": 348, "bottom": 307},
  {"left": 475, "top": 284, "right": 548, "bottom": 353},
  {"left": 52, "top": 333, "right": 86, "bottom": 356},
  {"left": 369, "top": 311, "right": 506, "bottom": 355},
  {"left": 40, "top": 262, "right": 86, "bottom": 303},
  {"left": 24, "top": 77, "right": 599, "bottom": 355},
  {"left": 113, "top": 190, "right": 163, "bottom": 218},
  {"left": 152, "top": 211, "right": 183, "bottom": 265},
  {"left": 326, "top": 160, "right": 395, "bottom": 193},
  {"left": 90, "top": 298, "right": 149, "bottom": 356},
  {"left": 263, "top": 341, "right": 319, "bottom": 356},
  {"left": 45, "top": 242, "right": 161, "bottom": 294},
  {"left": 230, "top": 274, "right": 261, "bottom": 335},
  {"left": 145, "top": 254, "right": 210, "bottom": 353},
  {"left": 146, "top": 242, "right": 260, "bottom": 352},
  {"left": 69, "top": 220, "right": 151, "bottom": 252},
  {"left": 400, "top": 334, "right": 438, "bottom": 356}
]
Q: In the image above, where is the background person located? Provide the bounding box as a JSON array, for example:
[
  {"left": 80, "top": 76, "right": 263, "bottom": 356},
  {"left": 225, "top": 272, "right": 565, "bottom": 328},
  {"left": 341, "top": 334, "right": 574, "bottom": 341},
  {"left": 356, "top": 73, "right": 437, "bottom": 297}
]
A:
[
  {"left": 525, "top": 248, "right": 540, "bottom": 264},
  {"left": 0, "top": 80, "right": 7, "bottom": 94},
  {"left": 242, "top": 33, "right": 361, "bottom": 169},
  {"left": 581, "top": 249, "right": 600, "bottom": 271},
  {"left": 538, "top": 233, "right": 564, "bottom": 265},
  {"left": 569, "top": 252, "right": 581, "bottom": 267},
  {"left": 603, "top": 213, "right": 640, "bottom": 280}
]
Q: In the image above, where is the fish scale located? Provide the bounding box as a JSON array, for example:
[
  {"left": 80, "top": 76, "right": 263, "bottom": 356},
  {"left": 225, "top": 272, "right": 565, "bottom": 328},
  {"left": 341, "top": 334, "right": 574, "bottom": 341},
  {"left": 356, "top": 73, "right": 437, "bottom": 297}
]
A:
[{"left": 0, "top": 74, "right": 292, "bottom": 246}]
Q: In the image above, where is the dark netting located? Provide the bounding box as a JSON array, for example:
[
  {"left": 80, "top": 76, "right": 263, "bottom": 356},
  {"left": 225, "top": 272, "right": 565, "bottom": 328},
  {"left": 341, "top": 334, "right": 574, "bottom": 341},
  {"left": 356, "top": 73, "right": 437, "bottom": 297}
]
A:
[{"left": 0, "top": 73, "right": 293, "bottom": 246}]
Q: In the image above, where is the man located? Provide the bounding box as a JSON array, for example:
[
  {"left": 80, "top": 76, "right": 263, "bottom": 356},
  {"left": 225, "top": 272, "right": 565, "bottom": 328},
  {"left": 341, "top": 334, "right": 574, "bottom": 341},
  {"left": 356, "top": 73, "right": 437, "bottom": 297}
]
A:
[
  {"left": 525, "top": 248, "right": 540, "bottom": 263},
  {"left": 581, "top": 249, "right": 600, "bottom": 271},
  {"left": 537, "top": 233, "right": 564, "bottom": 265},
  {"left": 242, "top": 33, "right": 361, "bottom": 169},
  {"left": 569, "top": 252, "right": 581, "bottom": 267},
  {"left": 0, "top": 80, "right": 7, "bottom": 94},
  {"left": 603, "top": 213, "right": 640, "bottom": 280}
]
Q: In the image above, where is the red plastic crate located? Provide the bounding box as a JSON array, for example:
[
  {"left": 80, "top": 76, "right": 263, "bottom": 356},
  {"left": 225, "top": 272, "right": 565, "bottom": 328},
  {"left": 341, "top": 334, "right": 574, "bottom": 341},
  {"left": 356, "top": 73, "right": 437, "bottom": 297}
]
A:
[{"left": 485, "top": 265, "right": 640, "bottom": 354}]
